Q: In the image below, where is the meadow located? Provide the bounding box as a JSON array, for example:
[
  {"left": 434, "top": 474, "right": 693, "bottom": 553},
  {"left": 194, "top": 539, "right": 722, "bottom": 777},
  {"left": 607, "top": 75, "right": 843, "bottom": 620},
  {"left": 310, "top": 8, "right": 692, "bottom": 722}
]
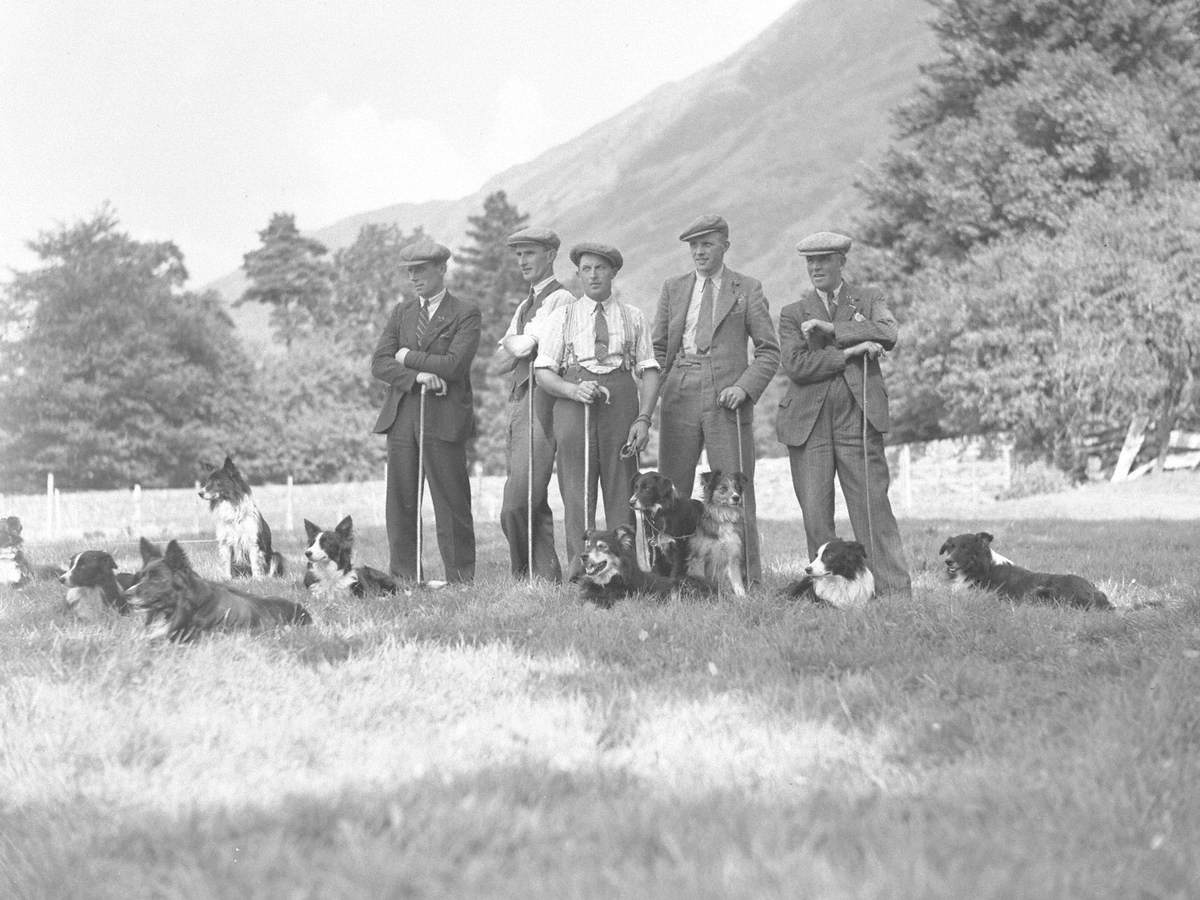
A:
[{"left": 2, "top": 499, "right": 1199, "bottom": 899}]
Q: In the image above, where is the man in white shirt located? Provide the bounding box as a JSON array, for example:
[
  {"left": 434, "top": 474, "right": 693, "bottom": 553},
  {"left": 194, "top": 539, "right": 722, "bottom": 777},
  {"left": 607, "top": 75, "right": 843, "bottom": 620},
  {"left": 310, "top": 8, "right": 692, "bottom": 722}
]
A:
[{"left": 493, "top": 227, "right": 578, "bottom": 582}]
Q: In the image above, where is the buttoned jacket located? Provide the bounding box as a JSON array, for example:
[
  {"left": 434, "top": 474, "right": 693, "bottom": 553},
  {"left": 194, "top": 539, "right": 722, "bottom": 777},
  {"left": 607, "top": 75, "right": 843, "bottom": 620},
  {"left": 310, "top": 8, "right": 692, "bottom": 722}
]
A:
[
  {"left": 776, "top": 280, "right": 897, "bottom": 446},
  {"left": 371, "top": 291, "right": 481, "bottom": 442},
  {"left": 652, "top": 268, "right": 779, "bottom": 403}
]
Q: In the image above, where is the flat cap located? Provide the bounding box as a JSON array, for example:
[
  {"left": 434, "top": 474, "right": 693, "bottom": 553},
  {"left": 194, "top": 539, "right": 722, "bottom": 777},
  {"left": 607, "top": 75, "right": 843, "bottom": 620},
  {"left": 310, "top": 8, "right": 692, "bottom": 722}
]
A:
[
  {"left": 795, "top": 231, "right": 852, "bottom": 256},
  {"left": 506, "top": 226, "right": 560, "bottom": 250},
  {"left": 397, "top": 238, "right": 451, "bottom": 266},
  {"left": 569, "top": 241, "right": 623, "bottom": 271},
  {"left": 679, "top": 214, "right": 729, "bottom": 242}
]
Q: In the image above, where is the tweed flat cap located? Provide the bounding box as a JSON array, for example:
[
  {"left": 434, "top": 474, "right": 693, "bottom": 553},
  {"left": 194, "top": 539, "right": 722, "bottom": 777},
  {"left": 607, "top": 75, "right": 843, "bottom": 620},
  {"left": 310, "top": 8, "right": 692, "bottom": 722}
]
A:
[
  {"left": 397, "top": 238, "right": 451, "bottom": 266},
  {"left": 679, "top": 214, "right": 729, "bottom": 242},
  {"left": 506, "top": 226, "right": 561, "bottom": 250},
  {"left": 569, "top": 242, "right": 623, "bottom": 271},
  {"left": 795, "top": 231, "right": 852, "bottom": 256}
]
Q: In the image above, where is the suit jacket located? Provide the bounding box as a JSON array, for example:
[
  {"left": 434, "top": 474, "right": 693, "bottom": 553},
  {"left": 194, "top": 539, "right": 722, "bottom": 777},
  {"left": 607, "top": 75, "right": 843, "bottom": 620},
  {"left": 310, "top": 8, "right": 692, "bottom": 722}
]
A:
[
  {"left": 371, "top": 291, "right": 482, "bottom": 443},
  {"left": 776, "top": 280, "right": 898, "bottom": 446},
  {"left": 652, "top": 267, "right": 780, "bottom": 403}
]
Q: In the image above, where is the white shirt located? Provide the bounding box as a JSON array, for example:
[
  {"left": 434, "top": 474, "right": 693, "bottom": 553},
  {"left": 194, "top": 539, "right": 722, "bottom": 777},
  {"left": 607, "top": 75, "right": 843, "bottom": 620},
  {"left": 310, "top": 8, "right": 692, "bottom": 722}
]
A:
[
  {"left": 683, "top": 266, "right": 725, "bottom": 354},
  {"left": 816, "top": 281, "right": 843, "bottom": 318},
  {"left": 418, "top": 288, "right": 447, "bottom": 319},
  {"left": 499, "top": 275, "right": 576, "bottom": 348},
  {"left": 534, "top": 289, "right": 660, "bottom": 375}
]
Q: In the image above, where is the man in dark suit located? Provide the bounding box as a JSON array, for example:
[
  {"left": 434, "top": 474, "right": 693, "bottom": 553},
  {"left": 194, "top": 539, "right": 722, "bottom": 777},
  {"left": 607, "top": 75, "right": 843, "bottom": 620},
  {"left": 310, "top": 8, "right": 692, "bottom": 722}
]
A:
[
  {"left": 776, "top": 231, "right": 910, "bottom": 596},
  {"left": 650, "top": 214, "right": 780, "bottom": 585},
  {"left": 371, "top": 238, "right": 481, "bottom": 583}
]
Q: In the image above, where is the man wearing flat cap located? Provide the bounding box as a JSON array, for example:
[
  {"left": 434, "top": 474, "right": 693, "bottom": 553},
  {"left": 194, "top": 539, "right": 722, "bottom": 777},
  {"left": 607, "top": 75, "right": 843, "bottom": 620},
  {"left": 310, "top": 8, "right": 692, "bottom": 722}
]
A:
[
  {"left": 534, "top": 242, "right": 660, "bottom": 570},
  {"left": 776, "top": 231, "right": 911, "bottom": 596},
  {"left": 649, "top": 214, "right": 780, "bottom": 586},
  {"left": 493, "top": 226, "right": 578, "bottom": 582},
  {"left": 371, "top": 238, "right": 481, "bottom": 583}
]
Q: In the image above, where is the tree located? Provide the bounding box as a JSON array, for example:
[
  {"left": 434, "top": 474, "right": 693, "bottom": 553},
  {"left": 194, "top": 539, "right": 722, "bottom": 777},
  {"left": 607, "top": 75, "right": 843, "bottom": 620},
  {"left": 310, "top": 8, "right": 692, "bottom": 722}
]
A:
[
  {"left": 239, "top": 213, "right": 336, "bottom": 348},
  {"left": 331, "top": 222, "right": 425, "bottom": 339},
  {"left": 451, "top": 191, "right": 529, "bottom": 473},
  {"left": 858, "top": 0, "right": 1200, "bottom": 271},
  {"left": 0, "top": 207, "right": 260, "bottom": 491}
]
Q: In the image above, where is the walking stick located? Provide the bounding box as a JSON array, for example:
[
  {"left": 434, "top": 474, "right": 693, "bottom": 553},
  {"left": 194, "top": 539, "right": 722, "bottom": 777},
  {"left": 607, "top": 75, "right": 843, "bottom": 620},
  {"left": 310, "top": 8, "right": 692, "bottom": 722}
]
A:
[
  {"left": 735, "top": 403, "right": 750, "bottom": 584},
  {"left": 582, "top": 394, "right": 591, "bottom": 541},
  {"left": 416, "top": 383, "right": 427, "bottom": 585},
  {"left": 526, "top": 367, "right": 535, "bottom": 583},
  {"left": 862, "top": 357, "right": 877, "bottom": 568}
]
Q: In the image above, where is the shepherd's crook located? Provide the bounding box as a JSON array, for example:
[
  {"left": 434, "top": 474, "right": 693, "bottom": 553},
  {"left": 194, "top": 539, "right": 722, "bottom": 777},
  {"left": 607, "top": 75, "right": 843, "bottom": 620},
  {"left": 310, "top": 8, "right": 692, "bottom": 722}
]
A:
[
  {"left": 416, "top": 383, "right": 427, "bottom": 584},
  {"left": 526, "top": 369, "right": 535, "bottom": 583}
]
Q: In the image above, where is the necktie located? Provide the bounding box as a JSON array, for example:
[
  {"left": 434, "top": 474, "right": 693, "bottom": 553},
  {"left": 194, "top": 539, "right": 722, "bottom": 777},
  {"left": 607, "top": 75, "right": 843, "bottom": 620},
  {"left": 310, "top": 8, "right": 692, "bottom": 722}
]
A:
[
  {"left": 517, "top": 287, "right": 537, "bottom": 334},
  {"left": 416, "top": 299, "right": 430, "bottom": 345},
  {"left": 694, "top": 277, "right": 714, "bottom": 352},
  {"left": 593, "top": 302, "right": 609, "bottom": 363},
  {"left": 827, "top": 289, "right": 838, "bottom": 319}
]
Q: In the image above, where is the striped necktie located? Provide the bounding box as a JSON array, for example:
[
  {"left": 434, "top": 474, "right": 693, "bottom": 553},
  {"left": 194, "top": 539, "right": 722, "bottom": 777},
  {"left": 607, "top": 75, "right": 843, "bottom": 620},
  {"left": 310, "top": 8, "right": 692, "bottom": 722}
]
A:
[
  {"left": 694, "top": 277, "right": 715, "bottom": 352},
  {"left": 416, "top": 299, "right": 430, "bottom": 345},
  {"left": 593, "top": 302, "right": 609, "bottom": 363}
]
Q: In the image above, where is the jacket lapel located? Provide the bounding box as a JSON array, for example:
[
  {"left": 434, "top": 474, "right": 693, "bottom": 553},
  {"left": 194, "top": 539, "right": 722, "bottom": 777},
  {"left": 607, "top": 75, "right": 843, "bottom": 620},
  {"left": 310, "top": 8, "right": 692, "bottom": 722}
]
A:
[
  {"left": 672, "top": 274, "right": 694, "bottom": 337},
  {"left": 420, "top": 292, "right": 454, "bottom": 350},
  {"left": 836, "top": 281, "right": 860, "bottom": 322},
  {"left": 711, "top": 271, "right": 737, "bottom": 332}
]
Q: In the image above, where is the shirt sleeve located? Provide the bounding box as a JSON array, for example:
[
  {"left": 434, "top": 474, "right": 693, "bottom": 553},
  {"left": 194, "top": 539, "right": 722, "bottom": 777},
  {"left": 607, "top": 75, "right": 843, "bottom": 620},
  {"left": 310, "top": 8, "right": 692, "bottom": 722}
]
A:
[
  {"left": 630, "top": 307, "right": 660, "bottom": 373},
  {"left": 533, "top": 306, "right": 567, "bottom": 370}
]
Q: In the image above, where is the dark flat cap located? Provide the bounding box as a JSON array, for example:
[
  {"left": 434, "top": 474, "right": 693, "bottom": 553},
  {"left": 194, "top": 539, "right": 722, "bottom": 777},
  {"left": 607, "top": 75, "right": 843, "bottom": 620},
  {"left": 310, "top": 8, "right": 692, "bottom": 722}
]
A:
[
  {"left": 397, "top": 238, "right": 451, "bottom": 266},
  {"left": 679, "top": 214, "right": 729, "bottom": 242},
  {"left": 569, "top": 242, "right": 623, "bottom": 271},
  {"left": 795, "top": 231, "right": 852, "bottom": 256},
  {"left": 506, "top": 226, "right": 560, "bottom": 250}
]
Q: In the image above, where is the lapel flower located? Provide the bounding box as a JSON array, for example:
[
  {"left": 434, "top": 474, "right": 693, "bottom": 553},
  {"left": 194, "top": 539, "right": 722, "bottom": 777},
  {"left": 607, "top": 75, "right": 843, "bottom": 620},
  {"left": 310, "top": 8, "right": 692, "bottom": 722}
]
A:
[{"left": 853, "top": 311, "right": 866, "bottom": 322}]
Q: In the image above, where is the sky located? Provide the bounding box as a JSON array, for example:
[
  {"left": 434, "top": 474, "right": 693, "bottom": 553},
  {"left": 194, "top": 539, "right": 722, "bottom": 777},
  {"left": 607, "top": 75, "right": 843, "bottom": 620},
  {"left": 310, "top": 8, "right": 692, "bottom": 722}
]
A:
[{"left": 2, "top": 0, "right": 797, "bottom": 287}]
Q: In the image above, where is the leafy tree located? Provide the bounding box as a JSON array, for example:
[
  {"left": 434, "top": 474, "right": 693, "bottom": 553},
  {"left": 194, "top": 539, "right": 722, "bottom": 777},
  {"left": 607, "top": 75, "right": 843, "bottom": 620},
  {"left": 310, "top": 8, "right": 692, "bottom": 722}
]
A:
[
  {"left": 331, "top": 222, "right": 426, "bottom": 339},
  {"left": 451, "top": 191, "right": 530, "bottom": 474},
  {"left": 859, "top": 0, "right": 1200, "bottom": 271},
  {"left": 0, "top": 207, "right": 260, "bottom": 490},
  {"left": 239, "top": 212, "right": 336, "bottom": 348}
]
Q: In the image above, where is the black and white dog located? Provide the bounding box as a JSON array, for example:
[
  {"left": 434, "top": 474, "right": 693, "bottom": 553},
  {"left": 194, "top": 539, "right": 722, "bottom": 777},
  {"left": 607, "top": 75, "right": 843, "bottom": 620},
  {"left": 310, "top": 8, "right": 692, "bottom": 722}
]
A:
[
  {"left": 782, "top": 538, "right": 875, "bottom": 609},
  {"left": 690, "top": 470, "right": 747, "bottom": 597},
  {"left": 198, "top": 456, "right": 285, "bottom": 578},
  {"left": 629, "top": 471, "right": 704, "bottom": 577},
  {"left": 939, "top": 532, "right": 1112, "bottom": 610},
  {"left": 303, "top": 516, "right": 399, "bottom": 598},
  {"left": 59, "top": 550, "right": 136, "bottom": 618}
]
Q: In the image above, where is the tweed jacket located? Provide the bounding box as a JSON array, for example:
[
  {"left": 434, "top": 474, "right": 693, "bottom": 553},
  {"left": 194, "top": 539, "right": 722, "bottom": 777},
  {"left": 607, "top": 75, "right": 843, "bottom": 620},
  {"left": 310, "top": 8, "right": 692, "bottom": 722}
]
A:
[
  {"left": 776, "top": 280, "right": 898, "bottom": 446},
  {"left": 652, "top": 267, "right": 780, "bottom": 403},
  {"left": 371, "top": 291, "right": 482, "bottom": 443}
]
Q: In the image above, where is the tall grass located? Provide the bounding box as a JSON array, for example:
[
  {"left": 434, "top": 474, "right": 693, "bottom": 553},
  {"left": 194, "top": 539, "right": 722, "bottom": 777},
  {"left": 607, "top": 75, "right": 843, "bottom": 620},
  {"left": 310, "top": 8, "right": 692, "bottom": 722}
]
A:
[{"left": 1, "top": 519, "right": 1197, "bottom": 898}]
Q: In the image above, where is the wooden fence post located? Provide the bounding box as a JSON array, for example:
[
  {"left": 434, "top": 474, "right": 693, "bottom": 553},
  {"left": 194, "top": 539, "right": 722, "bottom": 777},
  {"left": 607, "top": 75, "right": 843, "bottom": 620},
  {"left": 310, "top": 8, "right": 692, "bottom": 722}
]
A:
[
  {"left": 193, "top": 481, "right": 202, "bottom": 535},
  {"left": 131, "top": 484, "right": 142, "bottom": 536},
  {"left": 46, "top": 473, "right": 54, "bottom": 539},
  {"left": 285, "top": 475, "right": 295, "bottom": 532}
]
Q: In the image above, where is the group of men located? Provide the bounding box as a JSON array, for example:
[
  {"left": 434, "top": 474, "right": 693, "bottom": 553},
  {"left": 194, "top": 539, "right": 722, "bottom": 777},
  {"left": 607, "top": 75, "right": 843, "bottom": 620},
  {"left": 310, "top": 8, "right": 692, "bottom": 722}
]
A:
[{"left": 369, "top": 216, "right": 912, "bottom": 598}]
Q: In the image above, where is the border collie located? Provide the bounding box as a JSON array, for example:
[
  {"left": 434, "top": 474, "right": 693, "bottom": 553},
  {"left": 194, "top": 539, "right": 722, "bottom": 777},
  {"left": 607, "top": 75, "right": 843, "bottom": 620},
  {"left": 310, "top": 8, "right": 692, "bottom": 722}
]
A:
[
  {"left": 125, "top": 538, "right": 311, "bottom": 642},
  {"left": 628, "top": 471, "right": 704, "bottom": 577},
  {"left": 782, "top": 539, "right": 875, "bottom": 610},
  {"left": 1, "top": 515, "right": 64, "bottom": 587},
  {"left": 303, "top": 516, "right": 399, "bottom": 598},
  {"left": 577, "top": 525, "right": 715, "bottom": 609},
  {"left": 689, "top": 470, "right": 747, "bottom": 597},
  {"left": 939, "top": 532, "right": 1112, "bottom": 610},
  {"left": 198, "top": 456, "right": 285, "bottom": 578},
  {"left": 59, "top": 550, "right": 135, "bottom": 618}
]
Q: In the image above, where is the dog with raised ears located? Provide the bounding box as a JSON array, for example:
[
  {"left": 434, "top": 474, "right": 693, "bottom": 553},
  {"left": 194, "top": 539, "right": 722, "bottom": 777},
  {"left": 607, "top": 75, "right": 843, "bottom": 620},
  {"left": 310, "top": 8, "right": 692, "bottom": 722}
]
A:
[
  {"left": 125, "top": 538, "right": 312, "bottom": 642},
  {"left": 303, "top": 515, "right": 399, "bottom": 598},
  {"left": 1, "top": 515, "right": 64, "bottom": 587},
  {"left": 689, "top": 470, "right": 747, "bottom": 597},
  {"left": 198, "top": 456, "right": 285, "bottom": 579},
  {"left": 939, "top": 532, "right": 1112, "bottom": 610},
  {"left": 782, "top": 539, "right": 875, "bottom": 610},
  {"left": 629, "top": 471, "right": 704, "bottom": 577},
  {"left": 577, "top": 525, "right": 716, "bottom": 609},
  {"left": 59, "top": 550, "right": 136, "bottom": 618}
]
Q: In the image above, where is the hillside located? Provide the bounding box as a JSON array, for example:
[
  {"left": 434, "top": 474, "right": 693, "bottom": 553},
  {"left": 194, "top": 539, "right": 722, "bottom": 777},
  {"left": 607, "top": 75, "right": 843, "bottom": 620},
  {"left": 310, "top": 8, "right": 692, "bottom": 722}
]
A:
[{"left": 211, "top": 0, "right": 936, "bottom": 340}]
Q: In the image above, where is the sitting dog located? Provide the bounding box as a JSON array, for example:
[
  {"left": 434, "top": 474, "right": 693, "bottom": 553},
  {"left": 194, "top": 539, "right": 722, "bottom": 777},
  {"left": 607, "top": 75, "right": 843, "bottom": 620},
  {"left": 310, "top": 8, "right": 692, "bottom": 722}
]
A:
[
  {"left": 59, "top": 550, "right": 136, "bottom": 618},
  {"left": 198, "top": 456, "right": 285, "bottom": 578},
  {"left": 939, "top": 532, "right": 1112, "bottom": 610},
  {"left": 629, "top": 471, "right": 704, "bottom": 577},
  {"left": 302, "top": 516, "right": 399, "bottom": 598},
  {"left": 1, "top": 515, "right": 64, "bottom": 587},
  {"left": 689, "top": 470, "right": 747, "bottom": 597},
  {"left": 125, "top": 538, "right": 312, "bottom": 642},
  {"left": 577, "top": 525, "right": 715, "bottom": 609},
  {"left": 782, "top": 539, "right": 875, "bottom": 610}
]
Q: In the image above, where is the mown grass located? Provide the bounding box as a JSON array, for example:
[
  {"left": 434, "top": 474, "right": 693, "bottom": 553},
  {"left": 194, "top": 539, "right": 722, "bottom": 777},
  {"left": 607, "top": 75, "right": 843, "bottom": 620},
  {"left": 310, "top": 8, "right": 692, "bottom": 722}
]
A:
[{"left": 1, "top": 518, "right": 1198, "bottom": 899}]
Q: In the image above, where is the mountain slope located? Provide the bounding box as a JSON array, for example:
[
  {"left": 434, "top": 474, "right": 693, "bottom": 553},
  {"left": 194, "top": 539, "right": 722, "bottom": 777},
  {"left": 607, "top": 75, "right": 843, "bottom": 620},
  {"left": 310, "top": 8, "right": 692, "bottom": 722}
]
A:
[{"left": 212, "top": 0, "right": 935, "bottom": 328}]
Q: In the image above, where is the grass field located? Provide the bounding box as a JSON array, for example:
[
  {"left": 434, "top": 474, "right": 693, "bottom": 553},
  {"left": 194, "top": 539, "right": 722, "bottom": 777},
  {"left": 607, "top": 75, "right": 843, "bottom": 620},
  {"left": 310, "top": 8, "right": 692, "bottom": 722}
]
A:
[{"left": 2, "top": 515, "right": 1199, "bottom": 899}]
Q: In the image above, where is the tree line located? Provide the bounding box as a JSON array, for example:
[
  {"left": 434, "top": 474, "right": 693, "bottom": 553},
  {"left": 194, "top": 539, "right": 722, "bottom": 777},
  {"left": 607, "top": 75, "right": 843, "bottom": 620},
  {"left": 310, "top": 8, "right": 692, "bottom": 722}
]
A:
[{"left": 2, "top": 0, "right": 1198, "bottom": 491}]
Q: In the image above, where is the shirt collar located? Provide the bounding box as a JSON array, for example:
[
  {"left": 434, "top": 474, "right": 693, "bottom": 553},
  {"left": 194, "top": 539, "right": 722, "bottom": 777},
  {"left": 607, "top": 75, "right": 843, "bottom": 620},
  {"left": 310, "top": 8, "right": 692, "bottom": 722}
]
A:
[
  {"left": 817, "top": 282, "right": 843, "bottom": 303},
  {"left": 530, "top": 274, "right": 557, "bottom": 295},
  {"left": 420, "top": 288, "right": 447, "bottom": 307},
  {"left": 695, "top": 265, "right": 725, "bottom": 284}
]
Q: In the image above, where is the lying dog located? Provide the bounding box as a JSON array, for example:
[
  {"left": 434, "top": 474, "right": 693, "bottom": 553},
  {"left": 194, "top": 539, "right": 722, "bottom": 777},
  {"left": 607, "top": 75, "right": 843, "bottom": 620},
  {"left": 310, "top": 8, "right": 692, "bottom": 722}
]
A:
[
  {"left": 125, "top": 538, "right": 312, "bottom": 642},
  {"left": 198, "top": 456, "right": 285, "bottom": 578},
  {"left": 59, "top": 550, "right": 136, "bottom": 618},
  {"left": 303, "top": 516, "right": 399, "bottom": 598},
  {"left": 939, "top": 532, "right": 1112, "bottom": 610},
  {"left": 578, "top": 525, "right": 715, "bottom": 608},
  {"left": 689, "top": 470, "right": 747, "bottom": 597},
  {"left": 781, "top": 539, "right": 875, "bottom": 610},
  {"left": 1, "top": 515, "right": 64, "bottom": 587},
  {"left": 629, "top": 471, "right": 704, "bottom": 577}
]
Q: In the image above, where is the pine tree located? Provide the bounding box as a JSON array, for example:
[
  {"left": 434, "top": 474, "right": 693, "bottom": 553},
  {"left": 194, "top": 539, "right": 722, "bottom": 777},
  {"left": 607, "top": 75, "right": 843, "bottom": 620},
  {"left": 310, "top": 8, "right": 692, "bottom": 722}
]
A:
[{"left": 240, "top": 212, "right": 336, "bottom": 348}]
